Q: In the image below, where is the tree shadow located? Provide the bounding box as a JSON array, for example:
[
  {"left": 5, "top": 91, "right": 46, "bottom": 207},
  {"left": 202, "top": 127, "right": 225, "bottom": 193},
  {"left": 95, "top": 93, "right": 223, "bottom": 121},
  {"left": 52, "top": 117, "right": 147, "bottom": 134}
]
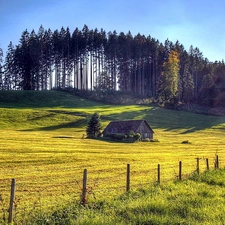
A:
[
  {"left": 20, "top": 119, "right": 87, "bottom": 131},
  {"left": 102, "top": 106, "right": 225, "bottom": 134},
  {"left": 47, "top": 110, "right": 89, "bottom": 117},
  {"left": 52, "top": 136, "right": 74, "bottom": 138},
  {"left": 87, "top": 137, "right": 135, "bottom": 144},
  {"left": 19, "top": 109, "right": 89, "bottom": 131},
  {"left": 18, "top": 105, "right": 225, "bottom": 134}
]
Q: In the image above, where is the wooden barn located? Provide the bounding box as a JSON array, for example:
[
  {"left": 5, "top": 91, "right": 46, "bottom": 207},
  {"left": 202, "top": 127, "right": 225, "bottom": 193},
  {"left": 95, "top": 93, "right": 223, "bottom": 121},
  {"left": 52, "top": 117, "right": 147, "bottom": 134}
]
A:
[{"left": 103, "top": 120, "right": 154, "bottom": 139}]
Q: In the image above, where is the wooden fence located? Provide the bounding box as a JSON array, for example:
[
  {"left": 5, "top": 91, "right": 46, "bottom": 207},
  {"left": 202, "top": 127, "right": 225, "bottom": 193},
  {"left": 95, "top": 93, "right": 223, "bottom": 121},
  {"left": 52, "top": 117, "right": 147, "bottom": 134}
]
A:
[{"left": 4, "top": 155, "right": 221, "bottom": 224}]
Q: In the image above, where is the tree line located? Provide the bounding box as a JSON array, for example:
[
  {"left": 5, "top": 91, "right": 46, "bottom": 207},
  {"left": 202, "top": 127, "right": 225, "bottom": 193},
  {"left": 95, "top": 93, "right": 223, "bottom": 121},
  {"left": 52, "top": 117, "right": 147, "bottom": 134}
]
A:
[{"left": 0, "top": 24, "right": 225, "bottom": 107}]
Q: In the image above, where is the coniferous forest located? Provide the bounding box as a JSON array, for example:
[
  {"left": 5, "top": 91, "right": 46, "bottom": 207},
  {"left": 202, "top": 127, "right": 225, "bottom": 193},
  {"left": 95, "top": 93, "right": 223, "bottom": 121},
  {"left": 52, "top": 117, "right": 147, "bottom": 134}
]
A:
[{"left": 0, "top": 24, "right": 225, "bottom": 108}]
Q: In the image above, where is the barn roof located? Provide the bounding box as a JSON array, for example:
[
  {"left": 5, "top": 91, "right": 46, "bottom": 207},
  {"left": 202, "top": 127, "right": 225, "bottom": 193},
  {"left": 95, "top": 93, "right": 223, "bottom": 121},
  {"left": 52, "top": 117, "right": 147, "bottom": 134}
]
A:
[{"left": 103, "top": 120, "right": 154, "bottom": 134}]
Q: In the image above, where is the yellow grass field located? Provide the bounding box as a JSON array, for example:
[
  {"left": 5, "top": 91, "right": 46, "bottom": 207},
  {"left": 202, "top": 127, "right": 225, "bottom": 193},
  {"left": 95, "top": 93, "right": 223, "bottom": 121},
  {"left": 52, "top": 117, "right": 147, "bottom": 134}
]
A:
[{"left": 0, "top": 91, "right": 225, "bottom": 219}]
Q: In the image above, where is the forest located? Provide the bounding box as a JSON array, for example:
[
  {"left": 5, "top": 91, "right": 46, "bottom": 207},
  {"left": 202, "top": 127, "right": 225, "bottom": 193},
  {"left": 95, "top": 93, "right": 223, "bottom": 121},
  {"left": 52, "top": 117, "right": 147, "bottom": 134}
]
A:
[{"left": 0, "top": 24, "right": 225, "bottom": 107}]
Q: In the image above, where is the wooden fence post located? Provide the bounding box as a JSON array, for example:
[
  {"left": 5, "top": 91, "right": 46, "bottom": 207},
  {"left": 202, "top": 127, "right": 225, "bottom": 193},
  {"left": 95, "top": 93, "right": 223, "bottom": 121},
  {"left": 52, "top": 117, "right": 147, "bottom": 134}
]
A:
[
  {"left": 206, "top": 158, "right": 209, "bottom": 170},
  {"left": 157, "top": 164, "right": 160, "bottom": 184},
  {"left": 216, "top": 155, "right": 219, "bottom": 169},
  {"left": 8, "top": 178, "right": 16, "bottom": 224},
  {"left": 126, "top": 164, "right": 130, "bottom": 192},
  {"left": 196, "top": 158, "right": 200, "bottom": 175},
  {"left": 81, "top": 169, "right": 87, "bottom": 205},
  {"left": 214, "top": 155, "right": 219, "bottom": 169},
  {"left": 179, "top": 161, "right": 182, "bottom": 180}
]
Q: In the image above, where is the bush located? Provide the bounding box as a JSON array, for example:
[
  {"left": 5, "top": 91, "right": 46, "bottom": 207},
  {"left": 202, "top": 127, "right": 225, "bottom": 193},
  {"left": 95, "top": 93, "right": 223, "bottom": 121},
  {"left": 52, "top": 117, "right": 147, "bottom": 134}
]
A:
[
  {"left": 104, "top": 133, "right": 111, "bottom": 138},
  {"left": 115, "top": 133, "right": 127, "bottom": 141},
  {"left": 104, "top": 133, "right": 127, "bottom": 141},
  {"left": 142, "top": 138, "right": 150, "bottom": 142},
  {"left": 181, "top": 140, "right": 191, "bottom": 144},
  {"left": 150, "top": 139, "right": 159, "bottom": 142},
  {"left": 104, "top": 132, "right": 142, "bottom": 142},
  {"left": 127, "top": 130, "right": 135, "bottom": 139},
  {"left": 133, "top": 133, "right": 141, "bottom": 141}
]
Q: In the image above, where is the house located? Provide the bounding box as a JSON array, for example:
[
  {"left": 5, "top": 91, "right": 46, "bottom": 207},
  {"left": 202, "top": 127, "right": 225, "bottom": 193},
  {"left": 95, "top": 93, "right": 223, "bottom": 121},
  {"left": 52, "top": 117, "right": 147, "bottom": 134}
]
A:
[{"left": 103, "top": 120, "right": 154, "bottom": 139}]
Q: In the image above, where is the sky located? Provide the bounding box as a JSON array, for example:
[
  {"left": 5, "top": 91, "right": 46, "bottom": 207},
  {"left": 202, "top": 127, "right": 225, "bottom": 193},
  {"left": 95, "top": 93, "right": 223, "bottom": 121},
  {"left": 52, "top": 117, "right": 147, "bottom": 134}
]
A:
[{"left": 0, "top": 0, "right": 225, "bottom": 62}]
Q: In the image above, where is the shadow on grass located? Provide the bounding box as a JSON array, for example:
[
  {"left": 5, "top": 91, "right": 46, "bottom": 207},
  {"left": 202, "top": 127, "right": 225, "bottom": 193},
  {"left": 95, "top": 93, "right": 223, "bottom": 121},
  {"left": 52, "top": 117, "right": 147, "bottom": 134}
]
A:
[
  {"left": 52, "top": 136, "right": 74, "bottom": 139},
  {"left": 0, "top": 90, "right": 101, "bottom": 109},
  {"left": 103, "top": 106, "right": 225, "bottom": 134},
  {"left": 18, "top": 105, "right": 225, "bottom": 134},
  {"left": 21, "top": 119, "right": 87, "bottom": 131},
  {"left": 27, "top": 110, "right": 89, "bottom": 122},
  {"left": 87, "top": 137, "right": 135, "bottom": 144},
  {"left": 47, "top": 110, "right": 89, "bottom": 117}
]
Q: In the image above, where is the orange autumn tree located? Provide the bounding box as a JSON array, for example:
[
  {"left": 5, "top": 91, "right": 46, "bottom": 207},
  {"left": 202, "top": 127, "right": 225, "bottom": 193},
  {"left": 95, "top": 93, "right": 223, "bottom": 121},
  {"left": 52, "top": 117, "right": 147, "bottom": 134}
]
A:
[{"left": 158, "top": 50, "right": 180, "bottom": 104}]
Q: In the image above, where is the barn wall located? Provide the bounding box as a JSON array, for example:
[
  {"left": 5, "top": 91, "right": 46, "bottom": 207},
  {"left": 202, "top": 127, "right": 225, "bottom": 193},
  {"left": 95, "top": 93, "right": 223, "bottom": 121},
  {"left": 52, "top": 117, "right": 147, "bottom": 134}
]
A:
[
  {"left": 137, "top": 123, "right": 153, "bottom": 139},
  {"left": 103, "top": 121, "right": 154, "bottom": 139}
]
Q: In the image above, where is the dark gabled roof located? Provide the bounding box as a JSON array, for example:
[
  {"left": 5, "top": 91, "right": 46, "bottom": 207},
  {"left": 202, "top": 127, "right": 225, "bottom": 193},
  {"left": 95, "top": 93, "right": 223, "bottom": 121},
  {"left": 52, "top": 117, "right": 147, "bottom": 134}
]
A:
[{"left": 103, "top": 120, "right": 154, "bottom": 134}]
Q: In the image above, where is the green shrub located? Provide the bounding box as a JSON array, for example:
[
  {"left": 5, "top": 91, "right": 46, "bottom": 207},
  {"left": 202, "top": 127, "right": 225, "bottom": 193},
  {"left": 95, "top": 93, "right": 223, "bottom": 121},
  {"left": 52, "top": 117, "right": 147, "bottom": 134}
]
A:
[
  {"left": 133, "top": 133, "right": 141, "bottom": 141},
  {"left": 104, "top": 133, "right": 127, "bottom": 141},
  {"left": 150, "top": 139, "right": 159, "bottom": 142},
  {"left": 104, "top": 132, "right": 141, "bottom": 142},
  {"left": 114, "top": 133, "right": 126, "bottom": 141},
  {"left": 181, "top": 140, "right": 191, "bottom": 144},
  {"left": 104, "top": 133, "right": 111, "bottom": 138},
  {"left": 142, "top": 138, "right": 150, "bottom": 142}
]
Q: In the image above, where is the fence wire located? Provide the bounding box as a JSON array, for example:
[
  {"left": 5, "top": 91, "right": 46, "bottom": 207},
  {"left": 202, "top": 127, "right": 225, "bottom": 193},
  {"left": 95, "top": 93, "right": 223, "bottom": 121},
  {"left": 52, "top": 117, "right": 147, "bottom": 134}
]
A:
[{"left": 0, "top": 155, "right": 223, "bottom": 224}]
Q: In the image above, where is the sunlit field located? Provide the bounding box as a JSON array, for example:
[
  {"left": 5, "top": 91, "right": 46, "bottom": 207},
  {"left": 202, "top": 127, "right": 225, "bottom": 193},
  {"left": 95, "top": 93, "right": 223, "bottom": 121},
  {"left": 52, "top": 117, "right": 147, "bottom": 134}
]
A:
[{"left": 1, "top": 91, "right": 225, "bottom": 223}]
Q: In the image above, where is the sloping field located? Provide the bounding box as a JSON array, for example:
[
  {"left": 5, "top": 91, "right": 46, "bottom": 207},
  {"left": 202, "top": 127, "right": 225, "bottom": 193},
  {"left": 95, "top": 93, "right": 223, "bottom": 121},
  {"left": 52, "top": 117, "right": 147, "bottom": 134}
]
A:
[{"left": 0, "top": 90, "right": 225, "bottom": 222}]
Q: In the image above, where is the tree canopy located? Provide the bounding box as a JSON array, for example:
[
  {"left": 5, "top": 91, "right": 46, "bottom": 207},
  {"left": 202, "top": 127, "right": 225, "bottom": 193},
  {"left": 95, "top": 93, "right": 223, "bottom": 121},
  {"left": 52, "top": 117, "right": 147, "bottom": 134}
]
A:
[
  {"left": 1, "top": 25, "right": 225, "bottom": 108},
  {"left": 158, "top": 50, "right": 180, "bottom": 103},
  {"left": 86, "top": 112, "right": 102, "bottom": 138}
]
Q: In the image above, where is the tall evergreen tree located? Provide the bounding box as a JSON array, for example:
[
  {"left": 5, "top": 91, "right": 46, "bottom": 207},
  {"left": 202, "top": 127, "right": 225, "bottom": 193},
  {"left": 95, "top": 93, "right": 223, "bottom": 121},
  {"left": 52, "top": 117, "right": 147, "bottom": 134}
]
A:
[
  {"left": 53, "top": 29, "right": 61, "bottom": 88},
  {"left": 71, "top": 27, "right": 80, "bottom": 89},
  {"left": 4, "top": 42, "right": 16, "bottom": 90},
  {"left": 189, "top": 46, "right": 204, "bottom": 98},
  {"left": 37, "top": 25, "right": 47, "bottom": 90},
  {"left": 182, "top": 68, "right": 195, "bottom": 103},
  {"left": 14, "top": 29, "right": 35, "bottom": 90},
  {"left": 0, "top": 47, "right": 3, "bottom": 89},
  {"left": 106, "top": 30, "right": 118, "bottom": 90},
  {"left": 43, "top": 28, "right": 53, "bottom": 90},
  {"left": 29, "top": 29, "right": 40, "bottom": 90},
  {"left": 86, "top": 112, "right": 102, "bottom": 138}
]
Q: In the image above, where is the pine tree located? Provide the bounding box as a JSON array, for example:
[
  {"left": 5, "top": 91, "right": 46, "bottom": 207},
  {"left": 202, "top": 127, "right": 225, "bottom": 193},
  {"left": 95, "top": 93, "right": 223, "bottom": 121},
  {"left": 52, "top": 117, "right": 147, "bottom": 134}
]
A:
[
  {"left": 3, "top": 42, "right": 16, "bottom": 90},
  {"left": 198, "top": 73, "right": 218, "bottom": 106},
  {"left": 86, "top": 113, "right": 101, "bottom": 138},
  {"left": 182, "top": 69, "right": 195, "bottom": 103},
  {"left": 0, "top": 47, "right": 3, "bottom": 89},
  {"left": 43, "top": 28, "right": 53, "bottom": 90},
  {"left": 106, "top": 30, "right": 118, "bottom": 91},
  {"left": 15, "top": 29, "right": 34, "bottom": 90}
]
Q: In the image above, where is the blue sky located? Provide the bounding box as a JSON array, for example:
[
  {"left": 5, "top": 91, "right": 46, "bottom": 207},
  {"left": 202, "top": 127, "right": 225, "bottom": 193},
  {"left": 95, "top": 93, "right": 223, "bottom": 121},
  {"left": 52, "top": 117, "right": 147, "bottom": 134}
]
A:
[{"left": 0, "top": 0, "right": 225, "bottom": 61}]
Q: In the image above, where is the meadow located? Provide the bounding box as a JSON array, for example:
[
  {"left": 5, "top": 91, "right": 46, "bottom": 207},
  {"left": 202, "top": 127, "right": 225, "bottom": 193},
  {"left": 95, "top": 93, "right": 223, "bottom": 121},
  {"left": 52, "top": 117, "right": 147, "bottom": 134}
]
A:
[{"left": 0, "top": 90, "right": 225, "bottom": 224}]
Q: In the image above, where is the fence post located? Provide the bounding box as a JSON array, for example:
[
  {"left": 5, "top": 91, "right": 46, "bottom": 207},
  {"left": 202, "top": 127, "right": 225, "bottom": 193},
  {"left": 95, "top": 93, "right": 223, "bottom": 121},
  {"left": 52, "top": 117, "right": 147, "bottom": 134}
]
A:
[
  {"left": 214, "top": 155, "right": 219, "bottom": 169},
  {"left": 8, "top": 178, "right": 16, "bottom": 224},
  {"left": 196, "top": 158, "right": 200, "bottom": 175},
  {"left": 216, "top": 155, "right": 219, "bottom": 169},
  {"left": 81, "top": 169, "right": 87, "bottom": 205},
  {"left": 179, "top": 161, "right": 182, "bottom": 180},
  {"left": 126, "top": 164, "right": 130, "bottom": 192},
  {"left": 157, "top": 164, "right": 160, "bottom": 184},
  {"left": 206, "top": 158, "right": 209, "bottom": 170}
]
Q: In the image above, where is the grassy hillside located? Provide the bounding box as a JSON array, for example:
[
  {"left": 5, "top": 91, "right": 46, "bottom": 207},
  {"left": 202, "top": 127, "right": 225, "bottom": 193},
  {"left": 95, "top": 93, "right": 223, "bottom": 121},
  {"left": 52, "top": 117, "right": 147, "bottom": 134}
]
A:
[
  {"left": 0, "top": 90, "right": 100, "bottom": 108},
  {"left": 1, "top": 90, "right": 225, "bottom": 131},
  {"left": 1, "top": 90, "right": 225, "bottom": 224},
  {"left": 30, "top": 169, "right": 225, "bottom": 225}
]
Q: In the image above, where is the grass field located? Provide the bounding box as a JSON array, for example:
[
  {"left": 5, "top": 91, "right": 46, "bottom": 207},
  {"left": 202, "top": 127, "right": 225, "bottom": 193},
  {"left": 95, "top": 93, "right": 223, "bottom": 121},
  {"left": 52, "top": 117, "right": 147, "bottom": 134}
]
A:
[{"left": 1, "top": 90, "right": 225, "bottom": 224}]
